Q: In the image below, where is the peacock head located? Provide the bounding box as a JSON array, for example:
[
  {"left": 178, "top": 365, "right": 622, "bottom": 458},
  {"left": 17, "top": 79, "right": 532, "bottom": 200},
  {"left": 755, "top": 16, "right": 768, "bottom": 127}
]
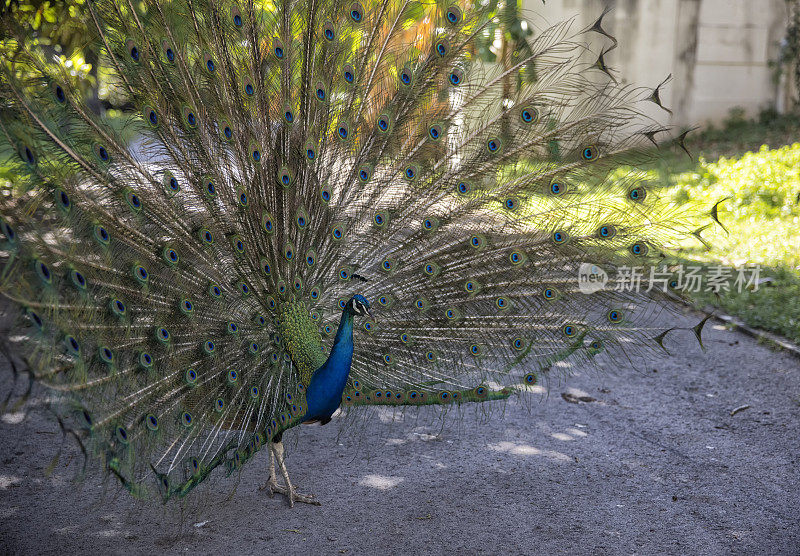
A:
[{"left": 345, "top": 294, "right": 372, "bottom": 317}]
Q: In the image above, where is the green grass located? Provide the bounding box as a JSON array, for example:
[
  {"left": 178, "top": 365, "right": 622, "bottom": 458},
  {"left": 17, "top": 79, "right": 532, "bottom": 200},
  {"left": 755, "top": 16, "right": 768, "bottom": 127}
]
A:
[
  {"left": 653, "top": 111, "right": 800, "bottom": 344},
  {"left": 687, "top": 266, "right": 800, "bottom": 344}
]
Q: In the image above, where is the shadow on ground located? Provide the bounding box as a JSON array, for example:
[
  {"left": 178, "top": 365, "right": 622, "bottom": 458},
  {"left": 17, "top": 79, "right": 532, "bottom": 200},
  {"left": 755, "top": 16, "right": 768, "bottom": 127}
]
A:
[{"left": 1, "top": 307, "right": 798, "bottom": 555}]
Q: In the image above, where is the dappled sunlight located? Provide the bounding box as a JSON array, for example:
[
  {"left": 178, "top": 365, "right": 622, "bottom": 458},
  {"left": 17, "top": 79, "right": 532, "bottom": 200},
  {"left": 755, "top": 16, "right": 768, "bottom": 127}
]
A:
[
  {"left": 374, "top": 407, "right": 405, "bottom": 424},
  {"left": 359, "top": 474, "right": 404, "bottom": 490},
  {"left": 383, "top": 430, "right": 441, "bottom": 447},
  {"left": 487, "top": 441, "right": 572, "bottom": 462},
  {"left": 53, "top": 524, "right": 81, "bottom": 536},
  {"left": 95, "top": 529, "right": 122, "bottom": 539},
  {"left": 672, "top": 143, "right": 800, "bottom": 268},
  {"left": 551, "top": 426, "right": 591, "bottom": 441},
  {"left": 528, "top": 385, "right": 547, "bottom": 395},
  {"left": 0, "top": 475, "right": 22, "bottom": 489},
  {"left": 564, "top": 387, "right": 594, "bottom": 399},
  {"left": 1, "top": 411, "right": 25, "bottom": 425}
]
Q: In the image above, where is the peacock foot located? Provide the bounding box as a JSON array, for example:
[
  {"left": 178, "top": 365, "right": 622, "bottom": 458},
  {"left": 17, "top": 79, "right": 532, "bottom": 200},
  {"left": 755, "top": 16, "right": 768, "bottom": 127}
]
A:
[
  {"left": 261, "top": 478, "right": 320, "bottom": 507},
  {"left": 259, "top": 441, "right": 321, "bottom": 507}
]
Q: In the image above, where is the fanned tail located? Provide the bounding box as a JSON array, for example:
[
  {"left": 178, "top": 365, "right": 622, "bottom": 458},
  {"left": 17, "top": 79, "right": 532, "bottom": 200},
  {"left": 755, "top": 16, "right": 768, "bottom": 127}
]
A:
[{"left": 0, "top": 0, "right": 711, "bottom": 501}]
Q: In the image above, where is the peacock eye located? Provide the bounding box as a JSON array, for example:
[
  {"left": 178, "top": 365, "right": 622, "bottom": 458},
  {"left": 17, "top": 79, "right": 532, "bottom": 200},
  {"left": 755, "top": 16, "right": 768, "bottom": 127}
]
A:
[
  {"left": 54, "top": 84, "right": 66, "bottom": 104},
  {"left": 581, "top": 145, "right": 599, "bottom": 161},
  {"left": 628, "top": 187, "right": 647, "bottom": 201},
  {"left": 520, "top": 106, "right": 538, "bottom": 124},
  {"left": 446, "top": 5, "right": 462, "bottom": 24},
  {"left": 630, "top": 242, "right": 648, "bottom": 256},
  {"left": 349, "top": 2, "right": 364, "bottom": 22}
]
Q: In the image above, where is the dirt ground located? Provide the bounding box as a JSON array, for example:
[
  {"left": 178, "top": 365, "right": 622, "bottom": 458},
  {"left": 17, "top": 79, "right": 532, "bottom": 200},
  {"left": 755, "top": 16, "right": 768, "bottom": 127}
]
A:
[{"left": 0, "top": 306, "right": 798, "bottom": 555}]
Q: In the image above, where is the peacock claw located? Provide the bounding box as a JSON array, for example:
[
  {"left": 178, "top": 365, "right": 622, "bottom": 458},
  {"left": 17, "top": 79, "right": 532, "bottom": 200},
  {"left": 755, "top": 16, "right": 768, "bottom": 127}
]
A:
[
  {"left": 262, "top": 441, "right": 321, "bottom": 507},
  {"left": 263, "top": 479, "right": 321, "bottom": 507},
  {"left": 257, "top": 478, "right": 277, "bottom": 496}
]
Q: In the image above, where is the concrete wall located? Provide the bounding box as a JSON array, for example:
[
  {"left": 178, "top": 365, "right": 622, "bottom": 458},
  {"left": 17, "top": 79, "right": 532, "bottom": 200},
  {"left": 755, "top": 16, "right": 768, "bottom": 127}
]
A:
[{"left": 524, "top": 0, "right": 790, "bottom": 127}]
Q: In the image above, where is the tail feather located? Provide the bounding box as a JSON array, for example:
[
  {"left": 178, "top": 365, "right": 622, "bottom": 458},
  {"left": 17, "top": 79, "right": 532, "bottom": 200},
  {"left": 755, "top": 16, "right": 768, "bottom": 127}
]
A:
[{"left": 0, "top": 0, "right": 709, "bottom": 500}]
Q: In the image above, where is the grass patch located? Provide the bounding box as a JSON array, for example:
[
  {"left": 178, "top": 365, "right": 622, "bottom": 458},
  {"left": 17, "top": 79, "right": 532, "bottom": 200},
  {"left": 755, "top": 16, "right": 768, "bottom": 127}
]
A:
[
  {"left": 686, "top": 266, "right": 800, "bottom": 345},
  {"left": 657, "top": 112, "right": 800, "bottom": 344}
]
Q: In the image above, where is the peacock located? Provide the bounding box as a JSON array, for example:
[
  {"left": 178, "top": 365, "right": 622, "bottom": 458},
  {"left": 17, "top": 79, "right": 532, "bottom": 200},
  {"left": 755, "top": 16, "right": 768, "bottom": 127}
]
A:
[{"left": 0, "top": 0, "right": 714, "bottom": 507}]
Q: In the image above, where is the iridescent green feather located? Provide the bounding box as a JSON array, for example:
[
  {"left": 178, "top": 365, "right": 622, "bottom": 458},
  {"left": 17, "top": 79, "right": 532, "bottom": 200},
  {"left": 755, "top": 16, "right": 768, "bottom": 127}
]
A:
[{"left": 0, "top": 0, "right": 711, "bottom": 501}]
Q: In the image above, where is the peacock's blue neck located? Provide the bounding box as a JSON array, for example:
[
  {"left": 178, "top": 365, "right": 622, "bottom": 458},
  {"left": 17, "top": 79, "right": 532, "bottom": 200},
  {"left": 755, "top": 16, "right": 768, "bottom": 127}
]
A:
[
  {"left": 326, "top": 310, "right": 355, "bottom": 383},
  {"left": 331, "top": 310, "right": 355, "bottom": 358},
  {"left": 302, "top": 308, "right": 354, "bottom": 422}
]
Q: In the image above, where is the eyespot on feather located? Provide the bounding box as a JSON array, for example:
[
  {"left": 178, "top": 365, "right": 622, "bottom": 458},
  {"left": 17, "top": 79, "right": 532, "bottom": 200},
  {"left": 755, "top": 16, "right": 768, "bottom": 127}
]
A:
[
  {"left": 273, "top": 38, "right": 285, "bottom": 60},
  {"left": 348, "top": 2, "right": 364, "bottom": 23},
  {"left": 161, "top": 39, "right": 176, "bottom": 63},
  {"left": 181, "top": 105, "right": 198, "bottom": 129},
  {"left": 126, "top": 39, "right": 141, "bottom": 63},
  {"left": 323, "top": 21, "right": 336, "bottom": 41},
  {"left": 519, "top": 105, "right": 539, "bottom": 124},
  {"left": 449, "top": 67, "right": 464, "bottom": 86},
  {"left": 445, "top": 5, "right": 463, "bottom": 25},
  {"left": 342, "top": 64, "right": 355, "bottom": 84}
]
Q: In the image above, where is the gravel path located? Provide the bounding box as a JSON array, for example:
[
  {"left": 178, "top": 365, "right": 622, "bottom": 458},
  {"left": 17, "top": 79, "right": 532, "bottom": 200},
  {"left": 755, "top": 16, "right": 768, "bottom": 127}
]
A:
[{"left": 1, "top": 306, "right": 798, "bottom": 555}]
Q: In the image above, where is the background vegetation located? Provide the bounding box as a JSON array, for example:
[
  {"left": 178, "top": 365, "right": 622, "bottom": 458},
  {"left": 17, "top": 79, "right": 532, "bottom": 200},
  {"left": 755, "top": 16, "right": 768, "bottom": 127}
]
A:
[
  {"left": 1, "top": 0, "right": 798, "bottom": 344},
  {"left": 657, "top": 111, "right": 800, "bottom": 344}
]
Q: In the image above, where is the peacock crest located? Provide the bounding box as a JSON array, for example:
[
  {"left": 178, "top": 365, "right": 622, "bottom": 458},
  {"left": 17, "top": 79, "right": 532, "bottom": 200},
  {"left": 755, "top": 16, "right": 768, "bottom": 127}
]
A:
[{"left": 0, "top": 0, "right": 710, "bottom": 505}]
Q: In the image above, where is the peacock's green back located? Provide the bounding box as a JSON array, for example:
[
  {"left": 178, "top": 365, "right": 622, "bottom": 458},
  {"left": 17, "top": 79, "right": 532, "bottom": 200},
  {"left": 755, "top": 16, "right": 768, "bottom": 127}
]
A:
[{"left": 0, "top": 0, "right": 707, "bottom": 500}]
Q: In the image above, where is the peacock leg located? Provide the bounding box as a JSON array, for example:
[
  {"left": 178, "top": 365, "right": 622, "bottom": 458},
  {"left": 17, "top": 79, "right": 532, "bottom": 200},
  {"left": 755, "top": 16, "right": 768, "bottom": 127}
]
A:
[
  {"left": 258, "top": 445, "right": 280, "bottom": 495},
  {"left": 259, "top": 441, "right": 320, "bottom": 507}
]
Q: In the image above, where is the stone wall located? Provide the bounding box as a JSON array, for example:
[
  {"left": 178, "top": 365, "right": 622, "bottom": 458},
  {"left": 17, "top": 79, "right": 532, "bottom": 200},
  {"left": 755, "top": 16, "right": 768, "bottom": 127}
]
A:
[{"left": 524, "top": 0, "right": 790, "bottom": 126}]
